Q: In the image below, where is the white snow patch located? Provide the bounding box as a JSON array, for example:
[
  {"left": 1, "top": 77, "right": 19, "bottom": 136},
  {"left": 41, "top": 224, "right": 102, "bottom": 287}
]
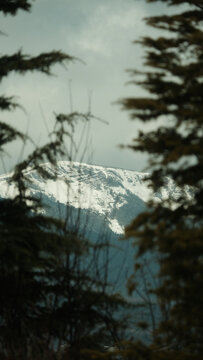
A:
[{"left": 109, "top": 219, "right": 124, "bottom": 235}]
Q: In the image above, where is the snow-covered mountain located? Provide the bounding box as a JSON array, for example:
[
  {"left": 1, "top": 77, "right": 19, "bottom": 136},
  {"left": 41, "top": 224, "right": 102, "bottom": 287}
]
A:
[
  {"left": 0, "top": 161, "right": 192, "bottom": 296},
  {"left": 0, "top": 160, "right": 193, "bottom": 341},
  {"left": 0, "top": 160, "right": 191, "bottom": 236}
]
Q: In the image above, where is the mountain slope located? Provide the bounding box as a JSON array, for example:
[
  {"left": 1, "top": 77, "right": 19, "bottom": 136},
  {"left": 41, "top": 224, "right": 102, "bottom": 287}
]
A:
[{"left": 0, "top": 161, "right": 192, "bottom": 296}]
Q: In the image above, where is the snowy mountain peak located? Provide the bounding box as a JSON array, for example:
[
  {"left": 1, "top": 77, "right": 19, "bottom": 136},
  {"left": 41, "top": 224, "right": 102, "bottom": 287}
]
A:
[{"left": 0, "top": 161, "right": 192, "bottom": 235}]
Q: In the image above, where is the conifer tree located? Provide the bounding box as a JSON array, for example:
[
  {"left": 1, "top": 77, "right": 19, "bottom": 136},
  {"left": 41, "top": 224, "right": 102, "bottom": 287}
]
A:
[
  {"left": 118, "top": 0, "right": 203, "bottom": 359},
  {"left": 0, "top": 2, "right": 130, "bottom": 359}
]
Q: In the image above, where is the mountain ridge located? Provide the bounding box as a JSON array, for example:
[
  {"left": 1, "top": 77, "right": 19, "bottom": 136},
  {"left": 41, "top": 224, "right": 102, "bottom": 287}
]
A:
[{"left": 0, "top": 160, "right": 192, "bottom": 235}]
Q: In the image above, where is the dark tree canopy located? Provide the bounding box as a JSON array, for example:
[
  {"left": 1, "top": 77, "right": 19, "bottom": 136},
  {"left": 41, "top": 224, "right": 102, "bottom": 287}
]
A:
[{"left": 119, "top": 0, "right": 203, "bottom": 359}]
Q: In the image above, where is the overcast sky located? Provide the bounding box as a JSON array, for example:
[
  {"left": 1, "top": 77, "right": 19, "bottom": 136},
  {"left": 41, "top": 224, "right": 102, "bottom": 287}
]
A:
[{"left": 0, "top": 0, "right": 169, "bottom": 174}]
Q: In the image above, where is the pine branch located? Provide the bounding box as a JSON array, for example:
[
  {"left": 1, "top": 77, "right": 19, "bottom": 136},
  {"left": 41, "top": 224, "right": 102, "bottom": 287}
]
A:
[{"left": 0, "top": 50, "right": 76, "bottom": 81}]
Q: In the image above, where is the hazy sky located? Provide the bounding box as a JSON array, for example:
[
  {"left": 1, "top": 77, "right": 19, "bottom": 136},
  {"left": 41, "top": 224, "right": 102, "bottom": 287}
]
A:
[{"left": 0, "top": 0, "right": 168, "bottom": 174}]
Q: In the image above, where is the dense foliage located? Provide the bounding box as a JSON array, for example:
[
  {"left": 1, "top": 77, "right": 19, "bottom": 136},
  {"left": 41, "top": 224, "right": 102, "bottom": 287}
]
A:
[{"left": 119, "top": 0, "right": 203, "bottom": 358}]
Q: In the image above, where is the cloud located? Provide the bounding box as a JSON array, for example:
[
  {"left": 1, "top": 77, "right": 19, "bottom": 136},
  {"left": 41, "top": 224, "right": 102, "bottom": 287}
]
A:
[
  {"left": 0, "top": 0, "right": 157, "bottom": 174},
  {"left": 66, "top": 1, "right": 146, "bottom": 57}
]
